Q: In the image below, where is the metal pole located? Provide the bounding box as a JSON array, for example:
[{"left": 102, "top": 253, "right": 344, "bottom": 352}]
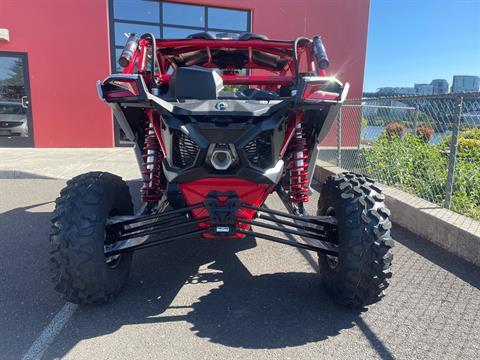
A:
[
  {"left": 336, "top": 107, "right": 342, "bottom": 167},
  {"left": 413, "top": 106, "right": 419, "bottom": 136},
  {"left": 358, "top": 105, "right": 362, "bottom": 151},
  {"left": 444, "top": 96, "right": 463, "bottom": 209}
]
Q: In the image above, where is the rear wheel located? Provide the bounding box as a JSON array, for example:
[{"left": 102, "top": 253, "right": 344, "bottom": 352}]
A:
[
  {"left": 317, "top": 172, "right": 394, "bottom": 308},
  {"left": 49, "top": 172, "right": 133, "bottom": 305}
]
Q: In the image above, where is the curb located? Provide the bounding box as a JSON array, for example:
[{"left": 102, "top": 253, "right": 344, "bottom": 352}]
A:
[
  {"left": 0, "top": 170, "right": 56, "bottom": 179},
  {"left": 314, "top": 160, "right": 480, "bottom": 266}
]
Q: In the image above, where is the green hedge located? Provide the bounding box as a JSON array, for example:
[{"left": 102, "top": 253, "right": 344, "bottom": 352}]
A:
[{"left": 360, "top": 129, "right": 480, "bottom": 220}]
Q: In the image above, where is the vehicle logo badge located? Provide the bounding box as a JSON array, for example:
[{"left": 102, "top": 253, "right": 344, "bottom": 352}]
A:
[{"left": 215, "top": 102, "right": 228, "bottom": 110}]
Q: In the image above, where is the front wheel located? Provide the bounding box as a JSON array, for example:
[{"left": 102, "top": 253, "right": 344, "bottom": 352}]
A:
[
  {"left": 317, "top": 172, "right": 394, "bottom": 308},
  {"left": 49, "top": 172, "right": 134, "bottom": 305}
]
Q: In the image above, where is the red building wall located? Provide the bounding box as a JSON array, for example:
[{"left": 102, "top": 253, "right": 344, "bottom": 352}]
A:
[{"left": 0, "top": 0, "right": 369, "bottom": 147}]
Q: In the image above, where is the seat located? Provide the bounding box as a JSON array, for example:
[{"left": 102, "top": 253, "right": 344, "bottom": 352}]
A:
[
  {"left": 168, "top": 66, "right": 223, "bottom": 100},
  {"left": 239, "top": 32, "right": 269, "bottom": 41},
  {"left": 187, "top": 32, "right": 216, "bottom": 39}
]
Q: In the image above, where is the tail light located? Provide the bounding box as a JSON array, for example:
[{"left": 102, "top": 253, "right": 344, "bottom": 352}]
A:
[
  {"left": 300, "top": 77, "right": 344, "bottom": 102},
  {"left": 104, "top": 78, "right": 140, "bottom": 99},
  {"left": 302, "top": 83, "right": 340, "bottom": 101},
  {"left": 98, "top": 75, "right": 147, "bottom": 102}
]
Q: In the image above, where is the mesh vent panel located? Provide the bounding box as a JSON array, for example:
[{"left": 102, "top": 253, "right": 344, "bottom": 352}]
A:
[
  {"left": 243, "top": 132, "right": 272, "bottom": 168},
  {"left": 172, "top": 130, "right": 199, "bottom": 168}
]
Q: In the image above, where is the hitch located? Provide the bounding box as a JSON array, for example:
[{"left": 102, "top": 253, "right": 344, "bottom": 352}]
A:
[{"left": 204, "top": 191, "right": 241, "bottom": 236}]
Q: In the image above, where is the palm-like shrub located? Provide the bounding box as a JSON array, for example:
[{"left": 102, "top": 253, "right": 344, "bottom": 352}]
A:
[
  {"left": 416, "top": 124, "right": 434, "bottom": 142},
  {"left": 385, "top": 122, "right": 407, "bottom": 140}
]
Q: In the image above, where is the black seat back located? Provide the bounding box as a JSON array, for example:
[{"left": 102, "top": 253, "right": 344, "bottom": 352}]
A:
[{"left": 168, "top": 66, "right": 224, "bottom": 100}]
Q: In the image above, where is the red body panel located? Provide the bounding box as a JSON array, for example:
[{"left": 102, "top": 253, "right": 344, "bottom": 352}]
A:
[{"left": 179, "top": 178, "right": 272, "bottom": 238}]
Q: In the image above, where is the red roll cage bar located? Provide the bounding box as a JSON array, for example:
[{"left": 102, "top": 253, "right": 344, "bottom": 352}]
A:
[{"left": 121, "top": 37, "right": 327, "bottom": 88}]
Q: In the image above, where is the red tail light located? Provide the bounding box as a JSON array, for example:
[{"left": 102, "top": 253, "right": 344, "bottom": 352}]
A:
[
  {"left": 302, "top": 82, "right": 340, "bottom": 101},
  {"left": 104, "top": 79, "right": 140, "bottom": 99}
]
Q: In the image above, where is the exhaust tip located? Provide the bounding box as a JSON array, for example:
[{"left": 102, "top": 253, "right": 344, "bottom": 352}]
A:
[{"left": 209, "top": 144, "right": 236, "bottom": 170}]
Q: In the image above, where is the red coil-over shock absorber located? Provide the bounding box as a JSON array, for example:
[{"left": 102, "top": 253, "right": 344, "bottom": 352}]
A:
[
  {"left": 286, "top": 123, "right": 310, "bottom": 203},
  {"left": 141, "top": 110, "right": 163, "bottom": 203}
]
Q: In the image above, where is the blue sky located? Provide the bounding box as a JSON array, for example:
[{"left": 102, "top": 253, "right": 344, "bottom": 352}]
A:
[{"left": 364, "top": 0, "right": 480, "bottom": 92}]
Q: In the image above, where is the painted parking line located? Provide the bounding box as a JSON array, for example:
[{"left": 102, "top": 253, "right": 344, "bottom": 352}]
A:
[{"left": 21, "top": 303, "right": 78, "bottom": 360}]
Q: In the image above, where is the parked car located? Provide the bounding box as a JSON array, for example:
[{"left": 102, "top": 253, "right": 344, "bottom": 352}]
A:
[{"left": 0, "top": 101, "right": 28, "bottom": 137}]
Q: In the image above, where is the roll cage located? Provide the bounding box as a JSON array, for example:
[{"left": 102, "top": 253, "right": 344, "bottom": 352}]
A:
[{"left": 120, "top": 33, "right": 330, "bottom": 90}]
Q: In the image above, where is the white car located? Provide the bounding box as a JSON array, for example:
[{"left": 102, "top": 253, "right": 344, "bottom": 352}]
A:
[{"left": 0, "top": 101, "right": 28, "bottom": 137}]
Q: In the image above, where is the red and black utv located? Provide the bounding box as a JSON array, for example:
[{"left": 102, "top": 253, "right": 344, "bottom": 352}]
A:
[{"left": 50, "top": 32, "right": 393, "bottom": 308}]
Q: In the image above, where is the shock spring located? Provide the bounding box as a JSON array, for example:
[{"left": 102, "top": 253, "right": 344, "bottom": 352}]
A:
[
  {"left": 141, "top": 116, "right": 163, "bottom": 203},
  {"left": 286, "top": 123, "right": 310, "bottom": 203}
]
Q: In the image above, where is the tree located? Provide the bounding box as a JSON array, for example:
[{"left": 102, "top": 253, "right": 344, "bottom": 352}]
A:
[
  {"left": 0, "top": 59, "right": 25, "bottom": 99},
  {"left": 3, "top": 59, "right": 24, "bottom": 86}
]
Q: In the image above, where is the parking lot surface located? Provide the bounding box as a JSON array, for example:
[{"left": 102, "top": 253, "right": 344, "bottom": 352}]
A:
[{"left": 1, "top": 176, "right": 479, "bottom": 360}]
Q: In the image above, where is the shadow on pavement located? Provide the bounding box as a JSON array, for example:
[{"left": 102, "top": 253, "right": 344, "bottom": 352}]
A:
[
  {"left": 187, "top": 251, "right": 359, "bottom": 349},
  {"left": 43, "top": 233, "right": 364, "bottom": 357},
  {"left": 0, "top": 201, "right": 66, "bottom": 359}
]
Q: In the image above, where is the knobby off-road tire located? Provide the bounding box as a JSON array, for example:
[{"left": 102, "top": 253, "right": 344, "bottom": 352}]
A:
[
  {"left": 317, "top": 172, "right": 394, "bottom": 308},
  {"left": 50, "top": 172, "right": 134, "bottom": 305}
]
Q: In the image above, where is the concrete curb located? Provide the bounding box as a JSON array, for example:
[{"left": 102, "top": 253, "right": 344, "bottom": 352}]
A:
[{"left": 314, "top": 160, "right": 480, "bottom": 266}]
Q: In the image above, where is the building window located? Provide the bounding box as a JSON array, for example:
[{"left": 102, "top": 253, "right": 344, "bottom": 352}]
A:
[
  {"left": 163, "top": 2, "right": 204, "bottom": 28},
  {"left": 113, "top": 0, "right": 160, "bottom": 22},
  {"left": 110, "top": 0, "right": 251, "bottom": 72},
  {"left": 207, "top": 7, "right": 248, "bottom": 31}
]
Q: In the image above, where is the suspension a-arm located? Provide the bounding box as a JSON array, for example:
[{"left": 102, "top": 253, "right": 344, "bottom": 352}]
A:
[{"left": 104, "top": 195, "right": 337, "bottom": 257}]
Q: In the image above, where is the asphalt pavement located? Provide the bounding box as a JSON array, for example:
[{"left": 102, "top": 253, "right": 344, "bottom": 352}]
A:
[{"left": 0, "top": 176, "right": 479, "bottom": 360}]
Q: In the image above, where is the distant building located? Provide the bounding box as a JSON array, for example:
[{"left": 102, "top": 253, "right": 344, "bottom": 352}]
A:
[
  {"left": 362, "top": 92, "right": 379, "bottom": 98},
  {"left": 451, "top": 75, "right": 480, "bottom": 93},
  {"left": 377, "top": 87, "right": 416, "bottom": 96},
  {"left": 414, "top": 83, "right": 434, "bottom": 95},
  {"left": 430, "top": 79, "right": 449, "bottom": 94},
  {"left": 364, "top": 88, "right": 414, "bottom": 117}
]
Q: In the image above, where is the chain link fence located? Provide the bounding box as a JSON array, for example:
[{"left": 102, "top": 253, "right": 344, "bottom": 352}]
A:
[{"left": 318, "top": 92, "right": 480, "bottom": 221}]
